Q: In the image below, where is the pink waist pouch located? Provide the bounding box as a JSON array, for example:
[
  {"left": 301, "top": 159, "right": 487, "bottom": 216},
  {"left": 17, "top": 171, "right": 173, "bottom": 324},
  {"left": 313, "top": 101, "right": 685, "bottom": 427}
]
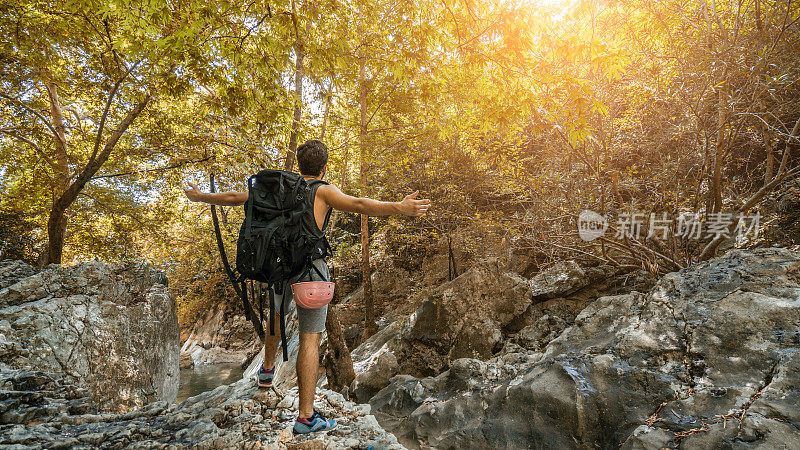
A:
[{"left": 291, "top": 281, "right": 335, "bottom": 309}]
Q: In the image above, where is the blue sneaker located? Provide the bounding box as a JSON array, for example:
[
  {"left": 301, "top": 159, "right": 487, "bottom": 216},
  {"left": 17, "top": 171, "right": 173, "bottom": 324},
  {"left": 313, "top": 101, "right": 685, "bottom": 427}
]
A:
[
  {"left": 258, "top": 366, "right": 275, "bottom": 388},
  {"left": 293, "top": 409, "right": 337, "bottom": 435}
]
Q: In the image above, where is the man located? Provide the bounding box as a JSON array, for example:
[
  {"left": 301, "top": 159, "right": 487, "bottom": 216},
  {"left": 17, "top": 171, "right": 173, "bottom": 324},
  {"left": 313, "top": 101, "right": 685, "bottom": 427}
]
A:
[{"left": 184, "top": 140, "right": 430, "bottom": 434}]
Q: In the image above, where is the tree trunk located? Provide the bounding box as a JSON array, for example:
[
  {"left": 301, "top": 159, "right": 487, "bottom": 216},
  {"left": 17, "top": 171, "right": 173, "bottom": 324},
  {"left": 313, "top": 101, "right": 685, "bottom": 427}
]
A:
[
  {"left": 284, "top": 47, "right": 305, "bottom": 172},
  {"left": 320, "top": 90, "right": 332, "bottom": 142},
  {"left": 711, "top": 90, "right": 725, "bottom": 212},
  {"left": 760, "top": 122, "right": 774, "bottom": 183},
  {"left": 43, "top": 83, "right": 70, "bottom": 267},
  {"left": 45, "top": 95, "right": 150, "bottom": 265},
  {"left": 45, "top": 211, "right": 68, "bottom": 267},
  {"left": 44, "top": 83, "right": 69, "bottom": 192},
  {"left": 327, "top": 143, "right": 349, "bottom": 236},
  {"left": 359, "top": 49, "right": 377, "bottom": 341},
  {"left": 323, "top": 304, "right": 356, "bottom": 392}
]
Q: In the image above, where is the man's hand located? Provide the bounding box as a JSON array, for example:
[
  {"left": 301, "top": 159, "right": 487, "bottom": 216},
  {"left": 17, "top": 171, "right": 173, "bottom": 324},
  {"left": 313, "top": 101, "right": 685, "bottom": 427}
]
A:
[
  {"left": 399, "top": 191, "right": 431, "bottom": 217},
  {"left": 184, "top": 182, "right": 203, "bottom": 202}
]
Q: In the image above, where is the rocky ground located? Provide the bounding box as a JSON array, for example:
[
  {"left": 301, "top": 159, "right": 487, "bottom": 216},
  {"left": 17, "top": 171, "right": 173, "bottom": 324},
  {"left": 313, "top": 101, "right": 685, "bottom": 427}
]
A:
[
  {"left": 0, "top": 260, "right": 179, "bottom": 413},
  {"left": 4, "top": 243, "right": 798, "bottom": 449},
  {"left": 0, "top": 368, "right": 403, "bottom": 449},
  {"left": 346, "top": 256, "right": 653, "bottom": 404},
  {"left": 366, "top": 248, "right": 800, "bottom": 449},
  {"left": 0, "top": 260, "right": 403, "bottom": 449}
]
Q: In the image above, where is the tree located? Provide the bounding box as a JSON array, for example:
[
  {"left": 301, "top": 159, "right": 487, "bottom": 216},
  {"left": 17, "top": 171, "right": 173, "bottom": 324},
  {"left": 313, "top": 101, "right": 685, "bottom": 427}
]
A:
[
  {"left": 0, "top": 0, "right": 293, "bottom": 265},
  {"left": 283, "top": 0, "right": 306, "bottom": 171}
]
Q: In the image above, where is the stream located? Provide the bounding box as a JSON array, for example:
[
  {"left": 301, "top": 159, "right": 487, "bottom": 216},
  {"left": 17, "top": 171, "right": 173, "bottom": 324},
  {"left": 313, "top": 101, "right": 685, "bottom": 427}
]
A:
[{"left": 176, "top": 363, "right": 246, "bottom": 403}]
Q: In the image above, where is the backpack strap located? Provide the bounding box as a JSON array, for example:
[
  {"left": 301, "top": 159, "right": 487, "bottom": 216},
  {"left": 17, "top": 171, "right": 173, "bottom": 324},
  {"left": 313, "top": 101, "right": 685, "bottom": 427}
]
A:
[
  {"left": 244, "top": 175, "right": 255, "bottom": 239},
  {"left": 268, "top": 285, "right": 275, "bottom": 336},
  {"left": 210, "top": 172, "right": 263, "bottom": 340},
  {"left": 295, "top": 253, "right": 328, "bottom": 283},
  {"left": 310, "top": 258, "right": 327, "bottom": 280},
  {"left": 275, "top": 171, "right": 286, "bottom": 209},
  {"left": 257, "top": 281, "right": 264, "bottom": 334},
  {"left": 279, "top": 279, "right": 289, "bottom": 362},
  {"left": 240, "top": 280, "right": 264, "bottom": 340}
]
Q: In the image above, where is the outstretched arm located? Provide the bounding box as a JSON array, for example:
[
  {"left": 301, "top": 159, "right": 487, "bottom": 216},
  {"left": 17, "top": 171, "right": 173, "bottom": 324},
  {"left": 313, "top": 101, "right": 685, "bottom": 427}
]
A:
[
  {"left": 184, "top": 182, "right": 248, "bottom": 206},
  {"left": 318, "top": 185, "right": 430, "bottom": 217}
]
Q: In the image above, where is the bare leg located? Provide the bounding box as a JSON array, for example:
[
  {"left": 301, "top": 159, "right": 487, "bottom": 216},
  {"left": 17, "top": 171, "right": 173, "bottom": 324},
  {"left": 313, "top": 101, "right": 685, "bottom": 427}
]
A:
[
  {"left": 262, "top": 314, "right": 280, "bottom": 369},
  {"left": 297, "top": 331, "right": 322, "bottom": 418}
]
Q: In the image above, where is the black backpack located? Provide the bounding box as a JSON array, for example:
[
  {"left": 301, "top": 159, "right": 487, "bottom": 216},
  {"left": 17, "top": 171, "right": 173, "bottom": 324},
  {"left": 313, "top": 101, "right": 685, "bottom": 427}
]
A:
[{"left": 235, "top": 169, "right": 332, "bottom": 361}]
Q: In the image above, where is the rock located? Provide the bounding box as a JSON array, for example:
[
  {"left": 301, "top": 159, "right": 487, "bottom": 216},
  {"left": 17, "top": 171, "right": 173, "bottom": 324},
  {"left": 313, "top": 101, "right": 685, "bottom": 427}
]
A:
[
  {"left": 0, "top": 261, "right": 179, "bottom": 413},
  {"left": 343, "top": 323, "right": 363, "bottom": 350},
  {"left": 0, "top": 260, "right": 38, "bottom": 291},
  {"left": 180, "top": 300, "right": 259, "bottom": 367},
  {"left": 514, "top": 313, "right": 568, "bottom": 351},
  {"left": 349, "top": 320, "right": 406, "bottom": 402},
  {"left": 370, "top": 358, "right": 523, "bottom": 449},
  {"left": 351, "top": 343, "right": 399, "bottom": 403},
  {"left": 620, "top": 425, "right": 673, "bottom": 449},
  {"left": 371, "top": 248, "right": 800, "bottom": 448},
  {"left": 418, "top": 239, "right": 474, "bottom": 287},
  {"left": 772, "top": 179, "right": 800, "bottom": 245},
  {"left": 179, "top": 352, "right": 194, "bottom": 370},
  {"left": 339, "top": 266, "right": 413, "bottom": 309},
  {"left": 527, "top": 260, "right": 588, "bottom": 299},
  {"left": 507, "top": 264, "right": 621, "bottom": 351},
  {"left": 506, "top": 236, "right": 545, "bottom": 277},
  {"left": 0, "top": 368, "right": 406, "bottom": 449},
  {"left": 402, "top": 258, "right": 530, "bottom": 362},
  {"left": 346, "top": 259, "right": 535, "bottom": 401}
]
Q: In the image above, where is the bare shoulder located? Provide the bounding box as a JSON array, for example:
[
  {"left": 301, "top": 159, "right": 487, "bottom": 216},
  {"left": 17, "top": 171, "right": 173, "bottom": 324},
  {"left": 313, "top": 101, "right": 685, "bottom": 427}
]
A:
[
  {"left": 316, "top": 183, "right": 342, "bottom": 199},
  {"left": 315, "top": 183, "right": 354, "bottom": 211}
]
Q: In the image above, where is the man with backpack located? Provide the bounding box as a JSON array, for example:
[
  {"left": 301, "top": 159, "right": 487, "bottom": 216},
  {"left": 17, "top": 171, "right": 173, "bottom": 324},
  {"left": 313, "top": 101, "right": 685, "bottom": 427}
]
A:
[{"left": 184, "top": 139, "right": 430, "bottom": 434}]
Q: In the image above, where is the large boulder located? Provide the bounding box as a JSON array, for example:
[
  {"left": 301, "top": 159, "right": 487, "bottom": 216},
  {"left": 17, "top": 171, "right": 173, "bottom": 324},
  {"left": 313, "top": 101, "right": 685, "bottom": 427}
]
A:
[
  {"left": 336, "top": 265, "right": 415, "bottom": 346},
  {"left": 527, "top": 260, "right": 589, "bottom": 299},
  {"left": 402, "top": 258, "right": 530, "bottom": 363},
  {"left": 371, "top": 248, "right": 800, "bottom": 448},
  {"left": 0, "top": 260, "right": 179, "bottom": 413},
  {"left": 349, "top": 320, "right": 406, "bottom": 403},
  {"left": 0, "top": 368, "right": 404, "bottom": 449}
]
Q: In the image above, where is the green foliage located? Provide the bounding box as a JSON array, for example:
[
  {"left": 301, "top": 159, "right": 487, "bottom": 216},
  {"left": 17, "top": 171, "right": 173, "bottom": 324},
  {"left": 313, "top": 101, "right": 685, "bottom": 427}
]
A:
[{"left": 0, "top": 210, "right": 42, "bottom": 265}]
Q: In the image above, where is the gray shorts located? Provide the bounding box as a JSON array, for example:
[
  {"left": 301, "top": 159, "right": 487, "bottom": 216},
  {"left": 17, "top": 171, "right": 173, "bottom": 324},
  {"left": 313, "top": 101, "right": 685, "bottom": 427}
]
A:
[{"left": 272, "top": 258, "right": 329, "bottom": 334}]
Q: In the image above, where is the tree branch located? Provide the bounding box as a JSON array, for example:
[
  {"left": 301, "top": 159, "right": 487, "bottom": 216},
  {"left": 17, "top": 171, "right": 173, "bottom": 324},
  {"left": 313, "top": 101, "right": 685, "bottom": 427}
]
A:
[
  {"left": 777, "top": 115, "right": 800, "bottom": 176},
  {"left": 89, "top": 155, "right": 213, "bottom": 180},
  {"left": 0, "top": 129, "right": 59, "bottom": 170},
  {"left": 88, "top": 59, "right": 142, "bottom": 167},
  {"left": 0, "top": 91, "right": 59, "bottom": 138},
  {"left": 44, "top": 83, "right": 68, "bottom": 155},
  {"left": 54, "top": 94, "right": 150, "bottom": 213},
  {"left": 43, "top": 83, "right": 70, "bottom": 189}
]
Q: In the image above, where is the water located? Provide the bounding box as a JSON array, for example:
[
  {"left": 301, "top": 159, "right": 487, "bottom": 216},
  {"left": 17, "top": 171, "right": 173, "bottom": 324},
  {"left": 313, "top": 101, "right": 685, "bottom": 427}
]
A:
[{"left": 176, "top": 363, "right": 246, "bottom": 403}]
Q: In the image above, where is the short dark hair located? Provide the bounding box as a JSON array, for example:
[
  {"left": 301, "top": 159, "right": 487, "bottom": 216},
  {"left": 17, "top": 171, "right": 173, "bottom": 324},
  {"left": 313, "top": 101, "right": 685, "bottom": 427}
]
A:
[{"left": 296, "top": 140, "right": 328, "bottom": 176}]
